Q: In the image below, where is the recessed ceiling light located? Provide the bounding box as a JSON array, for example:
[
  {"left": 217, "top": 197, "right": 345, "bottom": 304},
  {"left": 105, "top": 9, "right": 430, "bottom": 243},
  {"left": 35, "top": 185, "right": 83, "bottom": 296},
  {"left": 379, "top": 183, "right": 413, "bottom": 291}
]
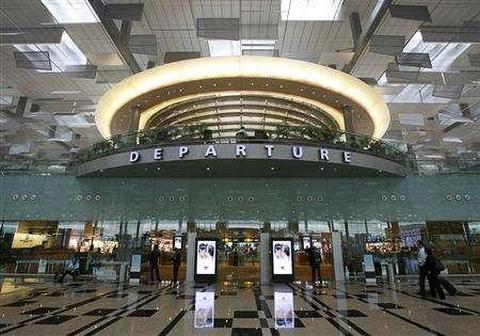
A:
[{"left": 206, "top": 167, "right": 210, "bottom": 171}]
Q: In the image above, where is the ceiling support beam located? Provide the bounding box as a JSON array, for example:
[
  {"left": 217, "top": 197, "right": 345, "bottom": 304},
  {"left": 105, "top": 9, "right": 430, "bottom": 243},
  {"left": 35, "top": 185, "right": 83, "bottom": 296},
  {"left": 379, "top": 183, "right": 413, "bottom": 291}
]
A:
[
  {"left": 342, "top": 0, "right": 393, "bottom": 74},
  {"left": 88, "top": 0, "right": 141, "bottom": 74}
]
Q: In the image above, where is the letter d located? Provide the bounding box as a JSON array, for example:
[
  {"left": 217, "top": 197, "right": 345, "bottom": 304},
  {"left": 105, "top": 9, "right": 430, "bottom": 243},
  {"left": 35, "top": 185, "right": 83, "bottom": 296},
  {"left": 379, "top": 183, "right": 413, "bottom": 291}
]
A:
[{"left": 129, "top": 151, "right": 140, "bottom": 163}]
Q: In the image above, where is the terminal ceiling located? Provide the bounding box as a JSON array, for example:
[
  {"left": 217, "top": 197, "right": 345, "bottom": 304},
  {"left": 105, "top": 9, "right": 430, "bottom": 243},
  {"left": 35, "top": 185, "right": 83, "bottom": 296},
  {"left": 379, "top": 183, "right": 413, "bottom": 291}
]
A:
[{"left": 0, "top": 0, "right": 479, "bottom": 163}]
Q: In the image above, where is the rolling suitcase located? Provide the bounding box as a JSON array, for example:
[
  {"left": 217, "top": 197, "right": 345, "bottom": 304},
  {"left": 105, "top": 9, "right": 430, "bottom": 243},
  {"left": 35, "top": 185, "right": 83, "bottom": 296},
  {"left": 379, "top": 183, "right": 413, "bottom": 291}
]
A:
[{"left": 438, "top": 276, "right": 456, "bottom": 295}]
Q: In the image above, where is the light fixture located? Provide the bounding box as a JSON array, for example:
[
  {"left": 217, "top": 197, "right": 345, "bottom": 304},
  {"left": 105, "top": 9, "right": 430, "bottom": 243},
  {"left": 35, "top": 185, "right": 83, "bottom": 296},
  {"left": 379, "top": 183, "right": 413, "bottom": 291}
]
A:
[
  {"left": 14, "top": 31, "right": 87, "bottom": 73},
  {"left": 281, "top": 0, "right": 343, "bottom": 21},
  {"left": 208, "top": 40, "right": 241, "bottom": 57},
  {"left": 41, "top": 0, "right": 99, "bottom": 24}
]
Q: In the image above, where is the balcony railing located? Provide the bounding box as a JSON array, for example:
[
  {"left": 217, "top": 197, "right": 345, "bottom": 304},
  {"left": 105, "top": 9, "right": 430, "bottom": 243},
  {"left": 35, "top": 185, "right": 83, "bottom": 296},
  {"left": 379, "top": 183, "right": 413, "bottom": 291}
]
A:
[{"left": 70, "top": 124, "right": 411, "bottom": 167}]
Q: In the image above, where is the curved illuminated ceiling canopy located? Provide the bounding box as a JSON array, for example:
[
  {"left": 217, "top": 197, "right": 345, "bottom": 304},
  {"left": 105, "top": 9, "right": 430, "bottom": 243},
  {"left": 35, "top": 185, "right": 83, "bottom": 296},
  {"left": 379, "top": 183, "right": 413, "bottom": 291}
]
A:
[{"left": 95, "top": 56, "right": 390, "bottom": 139}]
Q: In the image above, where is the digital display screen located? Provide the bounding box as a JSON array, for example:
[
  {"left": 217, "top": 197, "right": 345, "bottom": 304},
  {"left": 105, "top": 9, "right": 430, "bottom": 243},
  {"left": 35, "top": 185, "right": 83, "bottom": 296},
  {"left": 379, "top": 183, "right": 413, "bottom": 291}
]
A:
[
  {"left": 274, "top": 291, "right": 294, "bottom": 328},
  {"left": 272, "top": 240, "right": 293, "bottom": 275},
  {"left": 196, "top": 240, "right": 216, "bottom": 275},
  {"left": 194, "top": 291, "right": 214, "bottom": 328},
  {"left": 302, "top": 236, "right": 311, "bottom": 250},
  {"left": 174, "top": 236, "right": 183, "bottom": 250}
]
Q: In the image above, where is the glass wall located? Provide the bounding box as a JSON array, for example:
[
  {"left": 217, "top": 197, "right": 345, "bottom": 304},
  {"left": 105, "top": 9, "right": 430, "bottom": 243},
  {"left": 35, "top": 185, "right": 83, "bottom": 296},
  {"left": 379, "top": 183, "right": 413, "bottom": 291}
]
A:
[
  {"left": 333, "top": 220, "right": 480, "bottom": 277},
  {"left": 1, "top": 219, "right": 479, "bottom": 283},
  {"left": 0, "top": 220, "right": 187, "bottom": 282}
]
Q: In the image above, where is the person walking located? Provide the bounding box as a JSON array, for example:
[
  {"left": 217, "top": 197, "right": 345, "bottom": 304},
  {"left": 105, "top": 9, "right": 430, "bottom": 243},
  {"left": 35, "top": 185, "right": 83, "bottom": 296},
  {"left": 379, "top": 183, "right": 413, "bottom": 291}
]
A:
[
  {"left": 58, "top": 256, "right": 79, "bottom": 283},
  {"left": 425, "top": 246, "right": 446, "bottom": 299},
  {"left": 307, "top": 246, "right": 322, "bottom": 285},
  {"left": 172, "top": 248, "right": 182, "bottom": 285},
  {"left": 149, "top": 244, "right": 161, "bottom": 284},
  {"left": 416, "top": 240, "right": 428, "bottom": 296}
]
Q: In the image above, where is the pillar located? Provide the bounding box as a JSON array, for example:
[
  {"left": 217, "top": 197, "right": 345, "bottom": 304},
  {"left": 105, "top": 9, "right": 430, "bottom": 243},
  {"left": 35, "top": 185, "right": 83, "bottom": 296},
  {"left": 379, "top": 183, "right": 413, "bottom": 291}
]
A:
[
  {"left": 186, "top": 221, "right": 197, "bottom": 284},
  {"left": 332, "top": 231, "right": 345, "bottom": 283},
  {"left": 260, "top": 222, "right": 271, "bottom": 285}
]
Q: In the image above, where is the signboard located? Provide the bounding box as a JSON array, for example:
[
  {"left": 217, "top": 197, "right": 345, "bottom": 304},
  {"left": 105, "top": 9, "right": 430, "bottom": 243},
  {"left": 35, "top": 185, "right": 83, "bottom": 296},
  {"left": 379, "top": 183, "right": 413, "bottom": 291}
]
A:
[
  {"left": 274, "top": 291, "right": 294, "bottom": 329},
  {"left": 38, "top": 259, "right": 47, "bottom": 274},
  {"left": 363, "top": 254, "right": 377, "bottom": 286},
  {"left": 174, "top": 236, "right": 183, "bottom": 250},
  {"left": 194, "top": 291, "right": 214, "bottom": 328},
  {"left": 129, "top": 254, "right": 142, "bottom": 285},
  {"left": 302, "top": 236, "right": 311, "bottom": 250},
  {"left": 195, "top": 239, "right": 217, "bottom": 282},
  {"left": 271, "top": 239, "right": 294, "bottom": 282}
]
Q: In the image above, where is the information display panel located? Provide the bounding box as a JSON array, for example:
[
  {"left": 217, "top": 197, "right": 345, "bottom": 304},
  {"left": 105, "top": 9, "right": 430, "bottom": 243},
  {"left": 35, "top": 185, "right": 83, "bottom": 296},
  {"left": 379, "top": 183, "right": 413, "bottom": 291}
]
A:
[
  {"left": 274, "top": 291, "right": 294, "bottom": 329},
  {"left": 271, "top": 238, "right": 294, "bottom": 282},
  {"left": 302, "top": 236, "right": 311, "bottom": 250},
  {"left": 194, "top": 291, "right": 214, "bottom": 328},
  {"left": 174, "top": 236, "right": 183, "bottom": 250},
  {"left": 194, "top": 239, "right": 217, "bottom": 282}
]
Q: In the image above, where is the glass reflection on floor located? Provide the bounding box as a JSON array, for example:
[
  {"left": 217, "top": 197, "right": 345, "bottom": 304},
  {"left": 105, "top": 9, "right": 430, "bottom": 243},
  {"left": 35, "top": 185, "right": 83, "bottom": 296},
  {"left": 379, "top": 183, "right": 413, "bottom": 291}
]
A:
[
  {"left": 194, "top": 291, "right": 214, "bottom": 328},
  {"left": 274, "top": 290, "right": 294, "bottom": 329}
]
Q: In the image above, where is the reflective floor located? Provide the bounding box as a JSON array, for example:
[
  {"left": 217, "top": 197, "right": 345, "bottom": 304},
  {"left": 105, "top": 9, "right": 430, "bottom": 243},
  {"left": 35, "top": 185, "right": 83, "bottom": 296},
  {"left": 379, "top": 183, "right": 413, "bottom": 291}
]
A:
[{"left": 1, "top": 277, "right": 480, "bottom": 335}]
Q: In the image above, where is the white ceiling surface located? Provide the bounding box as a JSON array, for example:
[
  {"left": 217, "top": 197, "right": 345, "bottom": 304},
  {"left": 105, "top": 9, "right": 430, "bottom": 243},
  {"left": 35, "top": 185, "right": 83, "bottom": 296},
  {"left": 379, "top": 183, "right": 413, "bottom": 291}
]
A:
[{"left": 1, "top": 0, "right": 480, "bottom": 161}]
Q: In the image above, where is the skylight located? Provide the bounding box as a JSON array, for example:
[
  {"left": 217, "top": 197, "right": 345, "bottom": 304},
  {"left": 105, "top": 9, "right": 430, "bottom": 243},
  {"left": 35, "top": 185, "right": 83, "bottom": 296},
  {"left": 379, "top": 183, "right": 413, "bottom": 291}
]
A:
[
  {"left": 41, "top": 0, "right": 99, "bottom": 24},
  {"left": 403, "top": 32, "right": 471, "bottom": 72},
  {"left": 241, "top": 39, "right": 276, "bottom": 50},
  {"left": 208, "top": 40, "right": 241, "bottom": 57},
  {"left": 14, "top": 32, "right": 87, "bottom": 73},
  {"left": 281, "top": 0, "right": 344, "bottom": 21},
  {"left": 208, "top": 39, "right": 276, "bottom": 56}
]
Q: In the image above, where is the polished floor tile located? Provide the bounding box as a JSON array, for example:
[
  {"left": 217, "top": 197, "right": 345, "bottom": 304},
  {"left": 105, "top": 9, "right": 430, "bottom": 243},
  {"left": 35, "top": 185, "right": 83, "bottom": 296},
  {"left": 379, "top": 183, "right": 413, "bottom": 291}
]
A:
[{"left": 1, "top": 277, "right": 480, "bottom": 335}]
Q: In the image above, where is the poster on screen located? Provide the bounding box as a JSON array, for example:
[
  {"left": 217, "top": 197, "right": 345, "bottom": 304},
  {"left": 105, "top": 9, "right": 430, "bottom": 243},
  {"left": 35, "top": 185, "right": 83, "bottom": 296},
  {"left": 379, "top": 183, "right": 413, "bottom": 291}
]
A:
[
  {"left": 196, "top": 240, "right": 216, "bottom": 275},
  {"left": 302, "top": 236, "right": 311, "bottom": 250},
  {"left": 174, "top": 236, "right": 183, "bottom": 250},
  {"left": 272, "top": 240, "right": 293, "bottom": 275}
]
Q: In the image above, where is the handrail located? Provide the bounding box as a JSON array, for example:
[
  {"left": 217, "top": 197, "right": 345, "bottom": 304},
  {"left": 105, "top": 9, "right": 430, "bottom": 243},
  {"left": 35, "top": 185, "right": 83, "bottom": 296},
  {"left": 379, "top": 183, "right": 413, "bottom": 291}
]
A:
[{"left": 70, "top": 124, "right": 410, "bottom": 167}]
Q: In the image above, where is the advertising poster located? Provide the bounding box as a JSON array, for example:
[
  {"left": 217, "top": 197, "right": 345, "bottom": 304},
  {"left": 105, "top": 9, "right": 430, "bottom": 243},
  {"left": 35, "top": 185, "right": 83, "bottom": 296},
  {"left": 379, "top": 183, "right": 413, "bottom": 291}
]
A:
[
  {"left": 196, "top": 240, "right": 216, "bottom": 275},
  {"left": 302, "top": 236, "right": 311, "bottom": 250},
  {"left": 194, "top": 291, "right": 214, "bottom": 328},
  {"left": 174, "top": 236, "right": 183, "bottom": 250},
  {"left": 272, "top": 240, "right": 293, "bottom": 275},
  {"left": 274, "top": 291, "right": 294, "bottom": 328}
]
